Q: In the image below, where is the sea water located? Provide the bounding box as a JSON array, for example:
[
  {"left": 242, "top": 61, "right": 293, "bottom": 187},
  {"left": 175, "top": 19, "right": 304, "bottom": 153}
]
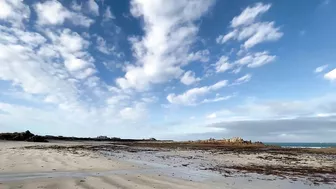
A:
[{"left": 265, "top": 142, "right": 336, "bottom": 148}]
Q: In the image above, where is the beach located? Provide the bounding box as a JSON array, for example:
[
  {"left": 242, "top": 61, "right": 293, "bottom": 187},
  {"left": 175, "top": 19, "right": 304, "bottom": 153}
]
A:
[{"left": 0, "top": 141, "right": 335, "bottom": 189}]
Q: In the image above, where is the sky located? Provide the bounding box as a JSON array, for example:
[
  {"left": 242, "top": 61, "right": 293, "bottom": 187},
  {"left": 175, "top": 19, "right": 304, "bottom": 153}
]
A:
[{"left": 0, "top": 0, "right": 336, "bottom": 142}]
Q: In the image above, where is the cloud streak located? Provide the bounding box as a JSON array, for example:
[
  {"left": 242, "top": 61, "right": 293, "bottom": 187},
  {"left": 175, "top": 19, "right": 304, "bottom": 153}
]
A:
[
  {"left": 116, "top": 0, "right": 215, "bottom": 91},
  {"left": 217, "top": 3, "right": 282, "bottom": 49},
  {"left": 167, "top": 80, "right": 228, "bottom": 106}
]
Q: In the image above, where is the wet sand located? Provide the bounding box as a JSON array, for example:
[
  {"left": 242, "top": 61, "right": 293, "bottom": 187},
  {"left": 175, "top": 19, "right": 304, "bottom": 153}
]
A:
[{"left": 0, "top": 141, "right": 335, "bottom": 189}]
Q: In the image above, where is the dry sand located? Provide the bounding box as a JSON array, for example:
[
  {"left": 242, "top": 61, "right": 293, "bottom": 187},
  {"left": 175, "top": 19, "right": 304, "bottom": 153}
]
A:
[
  {"left": 0, "top": 141, "right": 222, "bottom": 189},
  {"left": 0, "top": 141, "right": 334, "bottom": 189}
]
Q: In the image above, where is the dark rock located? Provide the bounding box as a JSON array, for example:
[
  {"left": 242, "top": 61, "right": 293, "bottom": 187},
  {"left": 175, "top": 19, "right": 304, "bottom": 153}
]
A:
[
  {"left": 0, "top": 131, "right": 48, "bottom": 142},
  {"left": 26, "top": 135, "right": 48, "bottom": 142}
]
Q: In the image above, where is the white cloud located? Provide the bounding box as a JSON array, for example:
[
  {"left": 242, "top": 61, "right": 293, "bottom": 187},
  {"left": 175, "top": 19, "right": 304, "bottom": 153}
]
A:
[
  {"left": 208, "top": 51, "right": 275, "bottom": 77},
  {"left": 34, "top": 0, "right": 68, "bottom": 25},
  {"left": 43, "top": 28, "right": 96, "bottom": 78},
  {"left": 188, "top": 49, "right": 210, "bottom": 63},
  {"left": 141, "top": 96, "right": 158, "bottom": 104},
  {"left": 214, "top": 56, "right": 233, "bottom": 73},
  {"left": 231, "top": 67, "right": 242, "bottom": 74},
  {"left": 0, "top": 25, "right": 100, "bottom": 112},
  {"left": 167, "top": 80, "right": 228, "bottom": 106},
  {"left": 0, "top": 0, "right": 30, "bottom": 28},
  {"left": 0, "top": 35, "right": 77, "bottom": 103},
  {"left": 236, "top": 51, "right": 276, "bottom": 68},
  {"left": 210, "top": 80, "right": 228, "bottom": 90},
  {"left": 96, "top": 36, "right": 114, "bottom": 54},
  {"left": 216, "top": 30, "right": 237, "bottom": 44},
  {"left": 116, "top": 0, "right": 215, "bottom": 91},
  {"left": 64, "top": 57, "right": 90, "bottom": 72},
  {"left": 241, "top": 22, "right": 283, "bottom": 49},
  {"left": 217, "top": 3, "right": 282, "bottom": 49},
  {"left": 231, "top": 3, "right": 271, "bottom": 27},
  {"left": 0, "top": 0, "right": 334, "bottom": 141},
  {"left": 57, "top": 29, "right": 90, "bottom": 52},
  {"left": 206, "top": 94, "right": 336, "bottom": 124},
  {"left": 87, "top": 0, "right": 99, "bottom": 16},
  {"left": 34, "top": 0, "right": 94, "bottom": 27},
  {"left": 0, "top": 0, "right": 11, "bottom": 19},
  {"left": 70, "top": 0, "right": 82, "bottom": 11},
  {"left": 232, "top": 74, "right": 252, "bottom": 85},
  {"left": 106, "top": 94, "right": 130, "bottom": 106},
  {"left": 103, "top": 6, "right": 115, "bottom": 21},
  {"left": 0, "top": 19, "right": 151, "bottom": 137},
  {"left": 180, "top": 71, "right": 201, "bottom": 85},
  {"left": 202, "top": 95, "right": 232, "bottom": 104},
  {"left": 206, "top": 113, "right": 217, "bottom": 119},
  {"left": 0, "top": 99, "right": 152, "bottom": 138},
  {"left": 0, "top": 26, "right": 46, "bottom": 47},
  {"left": 324, "top": 68, "right": 336, "bottom": 81},
  {"left": 119, "top": 102, "right": 147, "bottom": 122},
  {"left": 315, "top": 64, "right": 328, "bottom": 73}
]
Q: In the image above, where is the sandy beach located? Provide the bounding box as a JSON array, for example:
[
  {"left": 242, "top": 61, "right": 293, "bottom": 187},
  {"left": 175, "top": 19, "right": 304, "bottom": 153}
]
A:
[
  {"left": 0, "top": 141, "right": 335, "bottom": 189},
  {"left": 0, "top": 141, "right": 222, "bottom": 189}
]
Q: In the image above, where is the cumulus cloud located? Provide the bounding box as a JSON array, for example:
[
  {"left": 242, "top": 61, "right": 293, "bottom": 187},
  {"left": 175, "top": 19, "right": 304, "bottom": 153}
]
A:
[
  {"left": 315, "top": 64, "right": 328, "bottom": 73},
  {"left": 87, "top": 0, "right": 99, "bottom": 16},
  {"left": 34, "top": 0, "right": 94, "bottom": 27},
  {"left": 214, "top": 56, "right": 233, "bottom": 73},
  {"left": 1, "top": 10, "right": 102, "bottom": 115},
  {"left": 43, "top": 28, "right": 97, "bottom": 79},
  {"left": 0, "top": 0, "right": 30, "bottom": 28},
  {"left": 216, "top": 3, "right": 282, "bottom": 49},
  {"left": 167, "top": 80, "right": 228, "bottom": 105},
  {"left": 0, "top": 16, "right": 151, "bottom": 137},
  {"left": 188, "top": 50, "right": 210, "bottom": 63},
  {"left": 324, "top": 68, "right": 336, "bottom": 81},
  {"left": 180, "top": 71, "right": 201, "bottom": 85},
  {"left": 0, "top": 29, "right": 78, "bottom": 105},
  {"left": 116, "top": 0, "right": 214, "bottom": 91}
]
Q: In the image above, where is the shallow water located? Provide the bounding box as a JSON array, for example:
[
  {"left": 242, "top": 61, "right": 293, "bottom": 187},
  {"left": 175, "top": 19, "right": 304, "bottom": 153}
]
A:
[{"left": 265, "top": 142, "right": 336, "bottom": 148}]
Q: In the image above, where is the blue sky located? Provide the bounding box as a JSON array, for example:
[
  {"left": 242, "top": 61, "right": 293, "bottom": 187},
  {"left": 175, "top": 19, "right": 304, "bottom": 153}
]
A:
[{"left": 0, "top": 0, "right": 336, "bottom": 142}]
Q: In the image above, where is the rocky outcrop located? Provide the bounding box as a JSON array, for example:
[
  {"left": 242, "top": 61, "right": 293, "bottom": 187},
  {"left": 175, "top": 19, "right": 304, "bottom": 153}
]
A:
[
  {"left": 191, "top": 137, "right": 263, "bottom": 145},
  {"left": 26, "top": 135, "right": 48, "bottom": 142}
]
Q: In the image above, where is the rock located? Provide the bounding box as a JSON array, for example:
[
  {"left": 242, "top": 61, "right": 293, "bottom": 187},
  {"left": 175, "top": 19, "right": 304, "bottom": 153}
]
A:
[
  {"left": 189, "top": 137, "right": 264, "bottom": 146},
  {"left": 26, "top": 135, "right": 48, "bottom": 142}
]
